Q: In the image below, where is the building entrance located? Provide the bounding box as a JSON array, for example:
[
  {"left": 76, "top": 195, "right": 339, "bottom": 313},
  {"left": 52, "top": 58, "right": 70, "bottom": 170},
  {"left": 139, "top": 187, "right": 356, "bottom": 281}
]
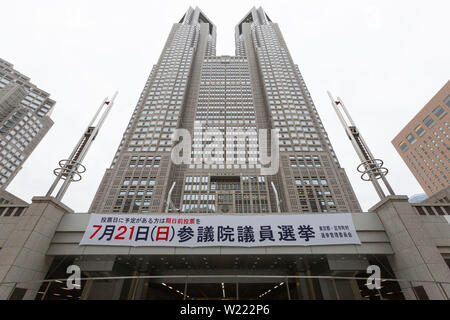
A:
[{"left": 33, "top": 254, "right": 406, "bottom": 300}]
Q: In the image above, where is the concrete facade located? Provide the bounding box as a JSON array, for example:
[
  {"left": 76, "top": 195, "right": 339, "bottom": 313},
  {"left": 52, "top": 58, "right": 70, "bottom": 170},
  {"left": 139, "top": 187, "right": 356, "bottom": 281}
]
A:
[
  {"left": 392, "top": 81, "right": 450, "bottom": 197},
  {"left": 89, "top": 6, "right": 361, "bottom": 216},
  {"left": 0, "top": 194, "right": 447, "bottom": 299},
  {"left": 421, "top": 186, "right": 450, "bottom": 205},
  {"left": 0, "top": 7, "right": 448, "bottom": 300},
  {"left": 0, "top": 189, "right": 29, "bottom": 206},
  {"left": 369, "top": 196, "right": 450, "bottom": 299},
  {"left": 0, "top": 197, "right": 72, "bottom": 300},
  {"left": 0, "top": 59, "right": 55, "bottom": 189}
]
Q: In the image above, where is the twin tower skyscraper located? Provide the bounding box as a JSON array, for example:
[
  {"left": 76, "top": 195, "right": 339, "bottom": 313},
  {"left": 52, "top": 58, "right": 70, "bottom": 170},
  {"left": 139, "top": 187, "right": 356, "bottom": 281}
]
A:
[{"left": 89, "top": 7, "right": 361, "bottom": 216}]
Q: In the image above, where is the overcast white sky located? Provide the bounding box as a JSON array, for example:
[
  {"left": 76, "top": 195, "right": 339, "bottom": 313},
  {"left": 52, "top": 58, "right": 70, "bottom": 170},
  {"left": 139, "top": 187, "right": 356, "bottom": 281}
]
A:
[{"left": 2, "top": 0, "right": 449, "bottom": 212}]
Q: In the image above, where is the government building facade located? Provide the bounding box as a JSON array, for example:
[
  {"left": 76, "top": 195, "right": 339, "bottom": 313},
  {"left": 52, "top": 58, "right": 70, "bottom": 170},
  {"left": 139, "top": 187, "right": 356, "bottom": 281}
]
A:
[{"left": 0, "top": 7, "right": 449, "bottom": 300}]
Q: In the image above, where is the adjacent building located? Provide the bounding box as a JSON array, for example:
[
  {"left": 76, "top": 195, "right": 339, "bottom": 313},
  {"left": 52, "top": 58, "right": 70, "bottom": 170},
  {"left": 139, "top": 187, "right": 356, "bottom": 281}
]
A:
[
  {"left": 0, "top": 58, "right": 55, "bottom": 189},
  {"left": 392, "top": 81, "right": 450, "bottom": 197}
]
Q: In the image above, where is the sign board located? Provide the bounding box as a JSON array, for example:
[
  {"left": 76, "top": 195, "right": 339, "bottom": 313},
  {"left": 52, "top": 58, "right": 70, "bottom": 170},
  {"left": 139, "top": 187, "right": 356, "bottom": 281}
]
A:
[{"left": 80, "top": 213, "right": 361, "bottom": 247}]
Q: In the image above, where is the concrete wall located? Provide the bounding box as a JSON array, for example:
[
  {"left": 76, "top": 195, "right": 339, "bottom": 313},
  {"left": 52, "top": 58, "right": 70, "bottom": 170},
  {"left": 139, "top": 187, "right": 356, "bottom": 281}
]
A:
[
  {"left": 1, "top": 196, "right": 449, "bottom": 300},
  {"left": 369, "top": 195, "right": 450, "bottom": 300},
  {"left": 0, "top": 216, "right": 20, "bottom": 249},
  {"left": 0, "top": 197, "right": 73, "bottom": 300}
]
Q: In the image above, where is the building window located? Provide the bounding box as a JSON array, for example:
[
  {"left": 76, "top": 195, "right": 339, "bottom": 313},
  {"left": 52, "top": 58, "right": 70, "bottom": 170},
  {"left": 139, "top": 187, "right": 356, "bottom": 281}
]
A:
[
  {"left": 423, "top": 115, "right": 435, "bottom": 128},
  {"left": 444, "top": 95, "right": 450, "bottom": 108},
  {"left": 406, "top": 134, "right": 417, "bottom": 145},
  {"left": 400, "top": 142, "right": 409, "bottom": 152},
  {"left": 415, "top": 125, "right": 425, "bottom": 137},
  {"left": 432, "top": 105, "right": 447, "bottom": 119}
]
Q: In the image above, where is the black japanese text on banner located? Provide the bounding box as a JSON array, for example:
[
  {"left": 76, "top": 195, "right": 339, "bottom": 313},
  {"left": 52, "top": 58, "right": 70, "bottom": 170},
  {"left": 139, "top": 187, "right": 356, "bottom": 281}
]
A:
[{"left": 80, "top": 213, "right": 361, "bottom": 247}]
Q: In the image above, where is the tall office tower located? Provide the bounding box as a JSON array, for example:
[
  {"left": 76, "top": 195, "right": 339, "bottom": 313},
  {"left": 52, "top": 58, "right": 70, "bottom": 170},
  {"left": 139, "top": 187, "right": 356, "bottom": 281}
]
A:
[
  {"left": 392, "top": 81, "right": 449, "bottom": 197},
  {"left": 0, "top": 58, "right": 55, "bottom": 189},
  {"left": 90, "top": 7, "right": 361, "bottom": 214}
]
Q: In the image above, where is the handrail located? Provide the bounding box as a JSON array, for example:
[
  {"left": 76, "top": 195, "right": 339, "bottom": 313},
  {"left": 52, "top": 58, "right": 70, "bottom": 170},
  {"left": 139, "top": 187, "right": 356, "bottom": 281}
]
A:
[{"left": 1, "top": 274, "right": 449, "bottom": 286}]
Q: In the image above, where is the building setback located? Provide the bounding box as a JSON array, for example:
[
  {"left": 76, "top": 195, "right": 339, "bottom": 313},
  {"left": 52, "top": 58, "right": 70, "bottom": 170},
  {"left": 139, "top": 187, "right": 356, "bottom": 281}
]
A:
[
  {"left": 392, "top": 81, "right": 450, "bottom": 197},
  {"left": 0, "top": 58, "right": 55, "bottom": 189}
]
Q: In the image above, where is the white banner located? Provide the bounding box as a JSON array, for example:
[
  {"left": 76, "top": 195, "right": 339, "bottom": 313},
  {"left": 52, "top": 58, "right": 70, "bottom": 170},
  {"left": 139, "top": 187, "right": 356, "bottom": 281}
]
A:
[{"left": 80, "top": 213, "right": 361, "bottom": 247}]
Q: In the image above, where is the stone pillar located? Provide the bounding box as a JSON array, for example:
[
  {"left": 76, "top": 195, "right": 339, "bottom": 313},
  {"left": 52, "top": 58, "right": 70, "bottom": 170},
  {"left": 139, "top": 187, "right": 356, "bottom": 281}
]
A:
[
  {"left": 0, "top": 196, "right": 73, "bottom": 300},
  {"left": 305, "top": 269, "right": 317, "bottom": 300},
  {"left": 348, "top": 279, "right": 363, "bottom": 300},
  {"left": 370, "top": 195, "right": 450, "bottom": 300},
  {"left": 80, "top": 279, "right": 94, "bottom": 300},
  {"left": 294, "top": 275, "right": 310, "bottom": 300},
  {"left": 127, "top": 271, "right": 140, "bottom": 300},
  {"left": 122, "top": 272, "right": 150, "bottom": 300},
  {"left": 318, "top": 279, "right": 337, "bottom": 300}
]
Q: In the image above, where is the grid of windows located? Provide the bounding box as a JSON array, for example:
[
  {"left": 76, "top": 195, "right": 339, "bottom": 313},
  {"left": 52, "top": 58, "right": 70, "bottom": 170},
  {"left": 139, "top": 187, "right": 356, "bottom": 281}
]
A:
[
  {"left": 251, "top": 25, "right": 330, "bottom": 154},
  {"left": 0, "top": 59, "right": 54, "bottom": 188},
  {"left": 181, "top": 175, "right": 270, "bottom": 214},
  {"left": 126, "top": 24, "right": 198, "bottom": 153},
  {"left": 193, "top": 57, "right": 260, "bottom": 169},
  {"left": 401, "top": 124, "right": 449, "bottom": 194},
  {"left": 294, "top": 176, "right": 336, "bottom": 213},
  {"left": 113, "top": 176, "right": 156, "bottom": 213},
  {"left": 0, "top": 58, "right": 54, "bottom": 117},
  {"left": 395, "top": 85, "right": 449, "bottom": 195}
]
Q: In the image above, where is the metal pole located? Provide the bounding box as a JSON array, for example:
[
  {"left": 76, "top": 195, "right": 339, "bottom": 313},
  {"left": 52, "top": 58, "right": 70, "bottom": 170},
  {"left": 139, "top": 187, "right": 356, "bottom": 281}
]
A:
[
  {"left": 183, "top": 277, "right": 188, "bottom": 300},
  {"left": 340, "top": 100, "right": 395, "bottom": 196},
  {"left": 165, "top": 182, "right": 176, "bottom": 213},
  {"left": 336, "top": 97, "right": 356, "bottom": 127},
  {"left": 437, "top": 282, "right": 449, "bottom": 300},
  {"left": 356, "top": 132, "right": 395, "bottom": 194},
  {"left": 332, "top": 279, "right": 341, "bottom": 300},
  {"left": 381, "top": 174, "right": 395, "bottom": 196},
  {"left": 46, "top": 92, "right": 109, "bottom": 197},
  {"left": 46, "top": 92, "right": 118, "bottom": 201},
  {"left": 86, "top": 91, "right": 118, "bottom": 144},
  {"left": 285, "top": 277, "right": 291, "bottom": 300},
  {"left": 327, "top": 91, "right": 388, "bottom": 199},
  {"left": 40, "top": 281, "right": 51, "bottom": 300},
  {"left": 87, "top": 98, "right": 108, "bottom": 127},
  {"left": 410, "top": 281, "right": 419, "bottom": 300},
  {"left": 270, "top": 181, "right": 281, "bottom": 213},
  {"left": 56, "top": 92, "right": 118, "bottom": 200}
]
